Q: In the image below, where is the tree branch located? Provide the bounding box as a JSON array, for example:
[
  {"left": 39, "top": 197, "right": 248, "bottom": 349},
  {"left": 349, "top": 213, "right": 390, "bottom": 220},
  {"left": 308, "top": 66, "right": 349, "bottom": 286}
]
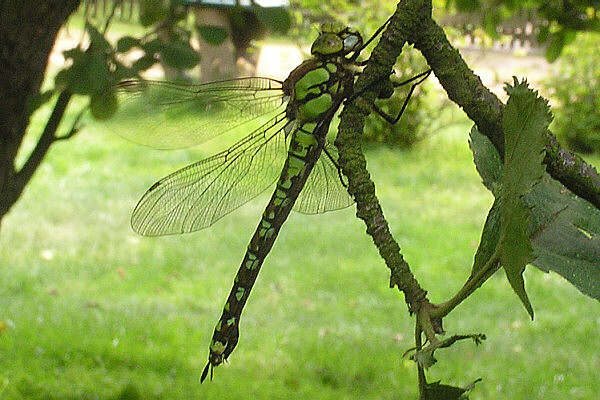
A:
[
  {"left": 14, "top": 91, "right": 73, "bottom": 198},
  {"left": 335, "top": 3, "right": 433, "bottom": 315},
  {"left": 402, "top": 0, "right": 600, "bottom": 209}
]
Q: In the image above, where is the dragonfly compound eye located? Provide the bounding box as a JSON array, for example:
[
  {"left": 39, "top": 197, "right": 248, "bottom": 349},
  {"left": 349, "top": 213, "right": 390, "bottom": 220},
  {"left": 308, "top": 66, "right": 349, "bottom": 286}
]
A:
[
  {"left": 343, "top": 34, "right": 362, "bottom": 52},
  {"left": 311, "top": 32, "right": 344, "bottom": 56}
]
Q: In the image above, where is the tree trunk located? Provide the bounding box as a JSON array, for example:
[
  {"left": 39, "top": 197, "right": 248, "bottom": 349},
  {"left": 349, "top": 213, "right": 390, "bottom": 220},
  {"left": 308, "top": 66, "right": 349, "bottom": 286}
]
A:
[{"left": 0, "top": 0, "right": 80, "bottom": 231}]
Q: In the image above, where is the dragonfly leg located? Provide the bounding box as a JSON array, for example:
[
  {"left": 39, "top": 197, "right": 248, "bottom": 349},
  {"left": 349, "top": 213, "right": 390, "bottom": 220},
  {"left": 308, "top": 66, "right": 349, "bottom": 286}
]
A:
[
  {"left": 322, "top": 146, "right": 348, "bottom": 188},
  {"left": 373, "top": 69, "right": 431, "bottom": 125},
  {"left": 346, "top": 68, "right": 431, "bottom": 125},
  {"left": 349, "top": 15, "right": 394, "bottom": 61}
]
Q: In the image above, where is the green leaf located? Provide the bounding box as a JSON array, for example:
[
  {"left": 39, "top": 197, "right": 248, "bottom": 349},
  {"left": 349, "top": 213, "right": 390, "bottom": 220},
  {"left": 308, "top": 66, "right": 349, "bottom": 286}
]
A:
[
  {"left": 61, "top": 51, "right": 112, "bottom": 95},
  {"left": 26, "top": 89, "right": 55, "bottom": 114},
  {"left": 160, "top": 41, "right": 200, "bottom": 69},
  {"left": 252, "top": 6, "right": 291, "bottom": 34},
  {"left": 470, "top": 199, "right": 500, "bottom": 277},
  {"left": 526, "top": 175, "right": 600, "bottom": 300},
  {"left": 90, "top": 89, "right": 118, "bottom": 120},
  {"left": 537, "top": 25, "right": 550, "bottom": 45},
  {"left": 117, "top": 36, "right": 140, "bottom": 53},
  {"left": 86, "top": 23, "right": 111, "bottom": 53},
  {"left": 132, "top": 54, "right": 157, "bottom": 72},
  {"left": 499, "top": 78, "right": 550, "bottom": 319},
  {"left": 546, "top": 30, "right": 567, "bottom": 63},
  {"left": 470, "top": 122, "right": 600, "bottom": 303},
  {"left": 114, "top": 63, "right": 137, "bottom": 81},
  {"left": 423, "top": 378, "right": 482, "bottom": 400},
  {"left": 423, "top": 381, "right": 467, "bottom": 400},
  {"left": 198, "top": 25, "right": 228, "bottom": 46},
  {"left": 469, "top": 126, "right": 502, "bottom": 195},
  {"left": 454, "top": 0, "right": 480, "bottom": 12},
  {"left": 483, "top": 12, "right": 502, "bottom": 39},
  {"left": 139, "top": 0, "right": 168, "bottom": 27},
  {"left": 141, "top": 38, "right": 163, "bottom": 55}
]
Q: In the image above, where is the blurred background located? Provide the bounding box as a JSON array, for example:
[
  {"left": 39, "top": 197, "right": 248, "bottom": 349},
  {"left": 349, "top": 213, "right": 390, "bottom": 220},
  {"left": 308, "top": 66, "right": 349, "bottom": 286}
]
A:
[{"left": 1, "top": 1, "right": 599, "bottom": 399}]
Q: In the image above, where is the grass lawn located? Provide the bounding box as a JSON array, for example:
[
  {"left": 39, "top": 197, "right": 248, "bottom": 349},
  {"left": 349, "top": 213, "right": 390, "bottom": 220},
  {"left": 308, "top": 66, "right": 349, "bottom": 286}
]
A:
[{"left": 1, "top": 96, "right": 599, "bottom": 400}]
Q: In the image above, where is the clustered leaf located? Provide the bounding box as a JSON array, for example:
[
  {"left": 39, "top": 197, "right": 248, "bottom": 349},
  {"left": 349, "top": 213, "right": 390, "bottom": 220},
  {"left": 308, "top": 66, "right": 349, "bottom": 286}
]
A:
[
  {"left": 498, "top": 77, "right": 550, "bottom": 318},
  {"left": 423, "top": 379, "right": 482, "bottom": 400},
  {"left": 470, "top": 81, "right": 600, "bottom": 304}
]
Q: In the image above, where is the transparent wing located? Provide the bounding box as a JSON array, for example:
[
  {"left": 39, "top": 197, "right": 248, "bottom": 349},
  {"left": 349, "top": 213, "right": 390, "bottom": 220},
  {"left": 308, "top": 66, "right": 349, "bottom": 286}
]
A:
[
  {"left": 132, "top": 113, "right": 290, "bottom": 236},
  {"left": 294, "top": 141, "right": 354, "bottom": 214},
  {"left": 104, "top": 78, "right": 285, "bottom": 149}
]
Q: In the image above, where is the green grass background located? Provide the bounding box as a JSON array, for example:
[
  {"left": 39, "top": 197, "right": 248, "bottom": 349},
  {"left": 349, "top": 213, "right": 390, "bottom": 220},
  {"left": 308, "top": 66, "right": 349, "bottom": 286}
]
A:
[{"left": 1, "top": 96, "right": 599, "bottom": 400}]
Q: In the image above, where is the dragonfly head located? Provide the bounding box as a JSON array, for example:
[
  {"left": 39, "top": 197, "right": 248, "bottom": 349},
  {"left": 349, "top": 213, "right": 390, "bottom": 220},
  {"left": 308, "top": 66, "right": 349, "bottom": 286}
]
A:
[{"left": 311, "top": 23, "right": 363, "bottom": 58}]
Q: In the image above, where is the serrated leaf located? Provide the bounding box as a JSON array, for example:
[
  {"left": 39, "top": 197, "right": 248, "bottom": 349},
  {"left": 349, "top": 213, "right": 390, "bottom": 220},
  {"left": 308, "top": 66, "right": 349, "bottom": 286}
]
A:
[
  {"left": 423, "top": 381, "right": 467, "bottom": 400},
  {"left": 470, "top": 124, "right": 600, "bottom": 303},
  {"left": 526, "top": 175, "right": 600, "bottom": 300},
  {"left": 252, "top": 6, "right": 291, "bottom": 34},
  {"left": 499, "top": 78, "right": 550, "bottom": 319},
  {"left": 470, "top": 200, "right": 500, "bottom": 277},
  {"left": 198, "top": 25, "right": 229, "bottom": 46},
  {"left": 469, "top": 126, "right": 502, "bottom": 195}
]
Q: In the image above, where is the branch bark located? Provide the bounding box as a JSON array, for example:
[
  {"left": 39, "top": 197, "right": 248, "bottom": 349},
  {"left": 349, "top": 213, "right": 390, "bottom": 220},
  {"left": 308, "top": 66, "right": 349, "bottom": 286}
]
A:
[
  {"left": 336, "top": 0, "right": 600, "bottom": 327},
  {"left": 399, "top": 0, "right": 600, "bottom": 209},
  {"left": 335, "top": 2, "right": 434, "bottom": 315},
  {"left": 0, "top": 0, "right": 81, "bottom": 227}
]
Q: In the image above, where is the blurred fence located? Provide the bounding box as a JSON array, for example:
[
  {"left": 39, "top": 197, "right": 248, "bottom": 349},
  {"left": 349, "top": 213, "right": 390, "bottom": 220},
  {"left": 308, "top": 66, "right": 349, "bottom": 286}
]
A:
[
  {"left": 83, "top": 0, "right": 139, "bottom": 21},
  {"left": 441, "top": 10, "right": 546, "bottom": 53}
]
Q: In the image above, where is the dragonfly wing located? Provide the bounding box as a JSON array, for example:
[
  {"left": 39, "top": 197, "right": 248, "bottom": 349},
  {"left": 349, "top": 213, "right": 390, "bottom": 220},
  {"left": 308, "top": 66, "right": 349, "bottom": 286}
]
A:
[
  {"left": 132, "top": 113, "right": 290, "bottom": 236},
  {"left": 104, "top": 78, "right": 285, "bottom": 149},
  {"left": 293, "top": 141, "right": 354, "bottom": 214}
]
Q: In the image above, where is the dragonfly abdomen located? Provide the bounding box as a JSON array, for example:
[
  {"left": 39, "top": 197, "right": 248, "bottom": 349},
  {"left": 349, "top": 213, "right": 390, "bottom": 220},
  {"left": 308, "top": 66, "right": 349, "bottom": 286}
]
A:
[{"left": 201, "top": 119, "right": 327, "bottom": 382}]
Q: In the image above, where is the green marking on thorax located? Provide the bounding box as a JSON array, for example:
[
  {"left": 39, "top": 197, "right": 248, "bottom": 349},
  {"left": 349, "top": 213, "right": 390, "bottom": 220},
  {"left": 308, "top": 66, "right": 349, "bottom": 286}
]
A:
[
  {"left": 299, "top": 93, "right": 333, "bottom": 120},
  {"left": 300, "top": 122, "right": 318, "bottom": 133},
  {"left": 295, "top": 68, "right": 330, "bottom": 101},
  {"left": 328, "top": 81, "right": 340, "bottom": 95},
  {"left": 227, "top": 317, "right": 236, "bottom": 326},
  {"left": 325, "top": 63, "right": 337, "bottom": 73},
  {"left": 294, "top": 128, "right": 318, "bottom": 147}
]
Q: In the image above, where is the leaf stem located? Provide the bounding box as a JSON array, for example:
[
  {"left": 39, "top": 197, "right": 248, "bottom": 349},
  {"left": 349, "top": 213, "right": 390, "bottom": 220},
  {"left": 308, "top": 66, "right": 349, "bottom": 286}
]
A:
[{"left": 433, "top": 249, "right": 501, "bottom": 319}]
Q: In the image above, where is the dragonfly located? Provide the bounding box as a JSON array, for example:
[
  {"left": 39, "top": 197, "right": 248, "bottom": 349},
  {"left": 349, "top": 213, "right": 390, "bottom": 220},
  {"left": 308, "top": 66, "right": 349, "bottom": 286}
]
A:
[{"left": 106, "top": 21, "right": 430, "bottom": 382}]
